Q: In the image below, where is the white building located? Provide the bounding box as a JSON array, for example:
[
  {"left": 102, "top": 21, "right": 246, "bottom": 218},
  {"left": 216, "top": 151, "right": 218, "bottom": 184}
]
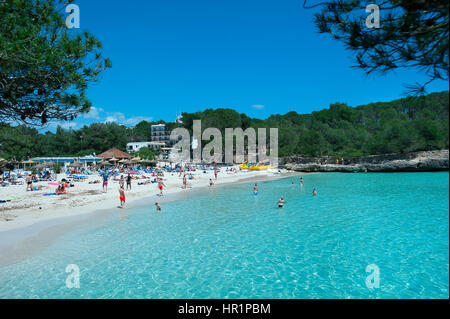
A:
[
  {"left": 127, "top": 141, "right": 167, "bottom": 152},
  {"left": 126, "top": 142, "right": 152, "bottom": 152}
]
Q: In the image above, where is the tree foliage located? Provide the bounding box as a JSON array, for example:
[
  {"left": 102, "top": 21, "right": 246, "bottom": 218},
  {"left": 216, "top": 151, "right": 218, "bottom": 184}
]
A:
[
  {"left": 0, "top": 91, "right": 448, "bottom": 160},
  {"left": 0, "top": 0, "right": 111, "bottom": 125},
  {"left": 307, "top": 0, "right": 449, "bottom": 92}
]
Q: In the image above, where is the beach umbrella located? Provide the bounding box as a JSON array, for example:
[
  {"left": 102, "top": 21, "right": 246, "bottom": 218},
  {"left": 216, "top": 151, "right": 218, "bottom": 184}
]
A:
[
  {"left": 21, "top": 159, "right": 35, "bottom": 170},
  {"left": 99, "top": 161, "right": 113, "bottom": 166},
  {"left": 119, "top": 159, "right": 128, "bottom": 164},
  {"left": 140, "top": 159, "right": 156, "bottom": 164},
  {"left": 131, "top": 156, "right": 141, "bottom": 162},
  {"left": 68, "top": 161, "right": 83, "bottom": 168},
  {"left": 43, "top": 161, "right": 54, "bottom": 168},
  {"left": 121, "top": 160, "right": 134, "bottom": 165},
  {"left": 35, "top": 161, "right": 52, "bottom": 169},
  {"left": 109, "top": 157, "right": 119, "bottom": 162}
]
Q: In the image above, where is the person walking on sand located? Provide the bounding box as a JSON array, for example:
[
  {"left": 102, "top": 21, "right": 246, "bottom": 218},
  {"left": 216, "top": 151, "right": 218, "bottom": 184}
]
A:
[
  {"left": 26, "top": 175, "right": 33, "bottom": 191},
  {"left": 126, "top": 173, "right": 132, "bottom": 191},
  {"left": 155, "top": 202, "right": 161, "bottom": 212},
  {"left": 158, "top": 178, "right": 166, "bottom": 196},
  {"left": 102, "top": 172, "right": 109, "bottom": 192},
  {"left": 119, "top": 186, "right": 126, "bottom": 208},
  {"left": 182, "top": 174, "right": 187, "bottom": 189},
  {"left": 278, "top": 196, "right": 286, "bottom": 208},
  {"left": 313, "top": 188, "right": 317, "bottom": 196},
  {"left": 119, "top": 175, "right": 124, "bottom": 189}
]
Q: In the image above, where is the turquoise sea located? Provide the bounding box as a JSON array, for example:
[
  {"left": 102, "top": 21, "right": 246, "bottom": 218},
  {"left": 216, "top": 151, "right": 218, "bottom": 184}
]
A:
[{"left": 0, "top": 172, "right": 448, "bottom": 299}]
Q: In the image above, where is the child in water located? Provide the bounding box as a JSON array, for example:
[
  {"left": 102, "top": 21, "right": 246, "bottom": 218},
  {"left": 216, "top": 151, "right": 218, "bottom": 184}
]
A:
[{"left": 155, "top": 202, "right": 161, "bottom": 212}]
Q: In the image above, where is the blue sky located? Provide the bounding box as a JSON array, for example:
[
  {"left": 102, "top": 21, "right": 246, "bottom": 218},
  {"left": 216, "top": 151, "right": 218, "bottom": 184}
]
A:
[{"left": 55, "top": 0, "right": 448, "bottom": 130}]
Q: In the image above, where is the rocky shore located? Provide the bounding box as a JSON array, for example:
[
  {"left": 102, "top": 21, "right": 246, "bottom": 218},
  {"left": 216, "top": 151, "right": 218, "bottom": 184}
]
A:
[{"left": 282, "top": 150, "right": 449, "bottom": 172}]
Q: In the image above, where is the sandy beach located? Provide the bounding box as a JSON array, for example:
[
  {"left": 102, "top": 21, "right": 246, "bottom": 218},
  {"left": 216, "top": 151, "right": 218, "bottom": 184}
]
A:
[{"left": 0, "top": 167, "right": 299, "bottom": 234}]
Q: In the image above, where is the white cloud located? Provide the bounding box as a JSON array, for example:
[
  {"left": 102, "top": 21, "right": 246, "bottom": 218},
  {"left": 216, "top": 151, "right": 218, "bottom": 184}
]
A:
[
  {"left": 252, "top": 104, "right": 264, "bottom": 110},
  {"left": 82, "top": 106, "right": 101, "bottom": 119},
  {"left": 105, "top": 112, "right": 152, "bottom": 126}
]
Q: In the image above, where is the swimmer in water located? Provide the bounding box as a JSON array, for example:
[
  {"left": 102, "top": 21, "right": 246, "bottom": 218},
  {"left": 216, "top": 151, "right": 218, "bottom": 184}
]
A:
[
  {"left": 278, "top": 196, "right": 285, "bottom": 208},
  {"left": 253, "top": 183, "right": 259, "bottom": 195},
  {"left": 312, "top": 188, "right": 317, "bottom": 196},
  {"left": 155, "top": 202, "right": 161, "bottom": 212},
  {"left": 300, "top": 176, "right": 303, "bottom": 186}
]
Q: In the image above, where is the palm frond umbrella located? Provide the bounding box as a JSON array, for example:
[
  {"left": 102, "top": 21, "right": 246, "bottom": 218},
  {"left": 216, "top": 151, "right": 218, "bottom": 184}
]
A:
[
  {"left": 35, "top": 161, "right": 53, "bottom": 170},
  {"left": 43, "top": 161, "right": 54, "bottom": 168},
  {"left": 109, "top": 157, "right": 119, "bottom": 162},
  {"left": 119, "top": 159, "right": 128, "bottom": 164},
  {"left": 68, "top": 161, "right": 83, "bottom": 168},
  {"left": 131, "top": 156, "right": 141, "bottom": 162},
  {"left": 34, "top": 163, "right": 45, "bottom": 170},
  {"left": 99, "top": 160, "right": 113, "bottom": 166},
  {"left": 121, "top": 160, "right": 134, "bottom": 165},
  {"left": 140, "top": 159, "right": 156, "bottom": 165},
  {"left": 21, "top": 159, "right": 35, "bottom": 170}
]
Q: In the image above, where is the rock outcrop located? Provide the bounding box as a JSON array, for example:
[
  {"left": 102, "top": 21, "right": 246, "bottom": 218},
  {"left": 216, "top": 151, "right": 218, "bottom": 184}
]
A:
[{"left": 282, "top": 150, "right": 449, "bottom": 172}]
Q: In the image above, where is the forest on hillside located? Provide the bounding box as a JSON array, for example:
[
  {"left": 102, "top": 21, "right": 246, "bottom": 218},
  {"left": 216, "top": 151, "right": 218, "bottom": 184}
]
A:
[{"left": 0, "top": 91, "right": 448, "bottom": 160}]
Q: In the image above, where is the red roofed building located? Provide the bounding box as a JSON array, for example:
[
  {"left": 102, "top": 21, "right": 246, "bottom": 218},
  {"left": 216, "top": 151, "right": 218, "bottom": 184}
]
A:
[{"left": 97, "top": 148, "right": 133, "bottom": 159}]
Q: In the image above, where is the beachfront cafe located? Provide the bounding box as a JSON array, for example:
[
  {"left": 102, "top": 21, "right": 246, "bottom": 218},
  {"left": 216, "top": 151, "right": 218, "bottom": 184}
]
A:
[{"left": 31, "top": 156, "right": 102, "bottom": 168}]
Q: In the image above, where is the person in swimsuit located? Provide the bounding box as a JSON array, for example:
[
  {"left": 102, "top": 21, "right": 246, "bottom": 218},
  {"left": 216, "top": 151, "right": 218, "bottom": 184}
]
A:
[
  {"left": 278, "top": 196, "right": 285, "bottom": 208},
  {"left": 26, "top": 175, "right": 33, "bottom": 191},
  {"left": 126, "top": 173, "right": 132, "bottom": 190},
  {"left": 119, "top": 175, "right": 124, "bottom": 189},
  {"left": 102, "top": 172, "right": 109, "bottom": 192},
  {"left": 119, "top": 186, "right": 125, "bottom": 207},
  {"left": 155, "top": 202, "right": 161, "bottom": 212},
  {"left": 209, "top": 179, "right": 214, "bottom": 187},
  {"left": 158, "top": 178, "right": 166, "bottom": 196},
  {"left": 182, "top": 174, "right": 187, "bottom": 189},
  {"left": 300, "top": 177, "right": 303, "bottom": 186},
  {"left": 313, "top": 188, "right": 317, "bottom": 196},
  {"left": 253, "top": 183, "right": 259, "bottom": 195}
]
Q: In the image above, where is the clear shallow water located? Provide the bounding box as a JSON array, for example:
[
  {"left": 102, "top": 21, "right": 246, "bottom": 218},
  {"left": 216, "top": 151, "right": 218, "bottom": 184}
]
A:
[{"left": 0, "top": 172, "right": 448, "bottom": 299}]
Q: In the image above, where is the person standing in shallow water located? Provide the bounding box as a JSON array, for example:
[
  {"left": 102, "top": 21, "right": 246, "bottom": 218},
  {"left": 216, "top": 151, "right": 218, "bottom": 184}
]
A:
[
  {"left": 312, "top": 188, "right": 317, "bottom": 196},
  {"left": 155, "top": 202, "right": 161, "bottom": 212},
  {"left": 253, "top": 183, "right": 259, "bottom": 195},
  {"left": 119, "top": 186, "right": 125, "bottom": 208}
]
